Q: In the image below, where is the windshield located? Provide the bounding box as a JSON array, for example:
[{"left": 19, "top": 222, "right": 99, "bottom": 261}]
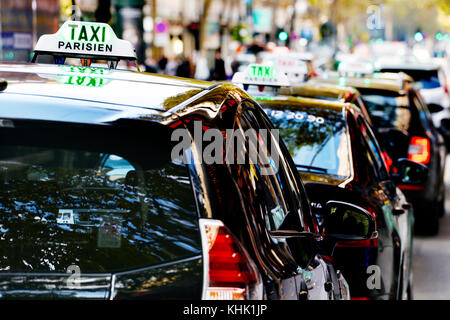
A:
[
  {"left": 360, "top": 90, "right": 411, "bottom": 131},
  {"left": 0, "top": 122, "right": 200, "bottom": 274},
  {"left": 261, "top": 101, "right": 351, "bottom": 180}
]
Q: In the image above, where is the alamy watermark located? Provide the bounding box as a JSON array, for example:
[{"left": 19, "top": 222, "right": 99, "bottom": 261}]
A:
[
  {"left": 171, "top": 121, "right": 280, "bottom": 176},
  {"left": 366, "top": 265, "right": 381, "bottom": 290},
  {"left": 66, "top": 264, "right": 81, "bottom": 289}
]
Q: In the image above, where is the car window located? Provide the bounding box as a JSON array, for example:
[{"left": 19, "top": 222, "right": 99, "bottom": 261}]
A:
[
  {"left": 357, "top": 116, "right": 390, "bottom": 181},
  {"left": 0, "top": 123, "right": 201, "bottom": 273},
  {"left": 411, "top": 92, "right": 434, "bottom": 131},
  {"left": 240, "top": 106, "right": 305, "bottom": 232},
  {"left": 347, "top": 115, "right": 378, "bottom": 187},
  {"left": 262, "top": 102, "right": 352, "bottom": 180},
  {"left": 231, "top": 103, "right": 317, "bottom": 268},
  {"left": 353, "top": 95, "right": 373, "bottom": 125},
  {"left": 360, "top": 90, "right": 411, "bottom": 131}
]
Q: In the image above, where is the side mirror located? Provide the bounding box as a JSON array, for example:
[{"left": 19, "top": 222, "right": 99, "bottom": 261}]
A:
[
  {"left": 428, "top": 103, "right": 444, "bottom": 114},
  {"left": 323, "top": 201, "right": 378, "bottom": 241},
  {"left": 391, "top": 158, "right": 428, "bottom": 185},
  {"left": 318, "top": 201, "right": 378, "bottom": 257}
]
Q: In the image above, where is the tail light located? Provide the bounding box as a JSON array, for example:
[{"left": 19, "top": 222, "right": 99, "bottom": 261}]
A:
[
  {"left": 351, "top": 297, "right": 372, "bottom": 300},
  {"left": 408, "top": 136, "right": 430, "bottom": 164},
  {"left": 199, "top": 219, "right": 263, "bottom": 300},
  {"left": 335, "top": 238, "right": 378, "bottom": 248}
]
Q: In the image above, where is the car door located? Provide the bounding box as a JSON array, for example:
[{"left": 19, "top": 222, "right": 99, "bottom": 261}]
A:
[
  {"left": 356, "top": 114, "right": 405, "bottom": 297},
  {"left": 357, "top": 114, "right": 413, "bottom": 298},
  {"left": 341, "top": 112, "right": 397, "bottom": 299},
  {"left": 240, "top": 100, "right": 337, "bottom": 300}
]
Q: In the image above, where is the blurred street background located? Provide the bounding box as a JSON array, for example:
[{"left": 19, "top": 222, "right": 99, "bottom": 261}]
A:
[
  {"left": 0, "top": 0, "right": 449, "bottom": 79},
  {"left": 413, "top": 155, "right": 450, "bottom": 299}
]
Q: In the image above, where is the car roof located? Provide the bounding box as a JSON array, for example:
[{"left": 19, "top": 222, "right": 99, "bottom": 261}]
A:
[
  {"left": 0, "top": 62, "right": 230, "bottom": 125},
  {"left": 375, "top": 60, "right": 440, "bottom": 71},
  {"left": 279, "top": 81, "right": 357, "bottom": 101},
  {"left": 315, "top": 72, "right": 410, "bottom": 93},
  {"left": 254, "top": 94, "right": 357, "bottom": 114}
]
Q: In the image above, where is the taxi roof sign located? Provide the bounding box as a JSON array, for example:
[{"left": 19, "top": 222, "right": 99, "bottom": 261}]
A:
[
  {"left": 232, "top": 64, "right": 290, "bottom": 88},
  {"left": 32, "top": 21, "right": 136, "bottom": 65}
]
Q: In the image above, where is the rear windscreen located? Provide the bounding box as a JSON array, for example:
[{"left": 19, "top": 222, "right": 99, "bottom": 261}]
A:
[
  {"left": 360, "top": 90, "right": 411, "bottom": 131},
  {"left": 0, "top": 122, "right": 201, "bottom": 274}
]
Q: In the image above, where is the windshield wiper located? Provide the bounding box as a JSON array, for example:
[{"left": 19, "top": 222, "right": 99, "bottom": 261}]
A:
[{"left": 295, "top": 164, "right": 328, "bottom": 173}]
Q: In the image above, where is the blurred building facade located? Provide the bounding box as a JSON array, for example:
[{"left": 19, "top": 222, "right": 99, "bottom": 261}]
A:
[
  {"left": 0, "top": 0, "right": 59, "bottom": 62},
  {"left": 0, "top": 0, "right": 324, "bottom": 67}
]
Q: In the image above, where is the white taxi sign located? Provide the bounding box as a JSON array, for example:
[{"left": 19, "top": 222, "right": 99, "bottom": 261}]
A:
[
  {"left": 232, "top": 64, "right": 290, "bottom": 87},
  {"left": 32, "top": 20, "right": 136, "bottom": 62}
]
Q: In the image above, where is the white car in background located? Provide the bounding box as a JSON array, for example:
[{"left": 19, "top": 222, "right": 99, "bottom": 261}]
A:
[{"left": 376, "top": 59, "right": 450, "bottom": 131}]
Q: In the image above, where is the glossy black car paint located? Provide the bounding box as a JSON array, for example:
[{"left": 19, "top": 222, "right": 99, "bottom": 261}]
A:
[
  {"left": 0, "top": 64, "right": 346, "bottom": 300},
  {"left": 314, "top": 76, "right": 446, "bottom": 235},
  {"left": 258, "top": 96, "right": 414, "bottom": 299},
  {"left": 357, "top": 87, "right": 446, "bottom": 234}
]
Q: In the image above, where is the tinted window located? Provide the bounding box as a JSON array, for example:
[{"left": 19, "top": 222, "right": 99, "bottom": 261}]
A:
[
  {"left": 347, "top": 115, "right": 378, "bottom": 187},
  {"left": 237, "top": 104, "right": 317, "bottom": 268},
  {"left": 241, "top": 107, "right": 304, "bottom": 232},
  {"left": 0, "top": 123, "right": 200, "bottom": 273},
  {"left": 262, "top": 103, "right": 351, "bottom": 180},
  {"left": 357, "top": 116, "right": 390, "bottom": 181},
  {"left": 360, "top": 90, "right": 411, "bottom": 131}
]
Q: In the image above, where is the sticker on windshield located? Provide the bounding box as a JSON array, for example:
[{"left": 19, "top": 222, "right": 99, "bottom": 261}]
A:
[
  {"left": 264, "top": 108, "right": 325, "bottom": 124},
  {"left": 57, "top": 209, "right": 75, "bottom": 225},
  {"left": 97, "top": 215, "right": 122, "bottom": 248}
]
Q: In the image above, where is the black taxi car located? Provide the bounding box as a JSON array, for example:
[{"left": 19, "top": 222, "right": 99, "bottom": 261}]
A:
[
  {"left": 317, "top": 72, "right": 446, "bottom": 235},
  {"left": 0, "top": 21, "right": 373, "bottom": 300},
  {"left": 232, "top": 65, "right": 427, "bottom": 299}
]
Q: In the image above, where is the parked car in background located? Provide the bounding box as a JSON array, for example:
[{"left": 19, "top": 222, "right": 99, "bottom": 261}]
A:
[
  {"left": 280, "top": 80, "right": 373, "bottom": 125},
  {"left": 375, "top": 59, "right": 450, "bottom": 147},
  {"left": 255, "top": 94, "right": 423, "bottom": 299},
  {"left": 317, "top": 72, "right": 446, "bottom": 235}
]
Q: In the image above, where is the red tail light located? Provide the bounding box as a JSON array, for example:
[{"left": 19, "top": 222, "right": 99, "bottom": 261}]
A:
[
  {"left": 199, "top": 219, "right": 263, "bottom": 300},
  {"left": 408, "top": 136, "right": 430, "bottom": 164},
  {"left": 351, "top": 297, "right": 372, "bottom": 300},
  {"left": 336, "top": 238, "right": 378, "bottom": 248}
]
